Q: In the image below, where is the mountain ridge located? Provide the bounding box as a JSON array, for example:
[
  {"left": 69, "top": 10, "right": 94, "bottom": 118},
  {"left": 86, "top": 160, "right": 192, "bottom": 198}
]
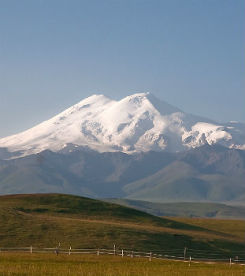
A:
[
  {"left": 0, "top": 93, "right": 244, "bottom": 159},
  {"left": 0, "top": 144, "right": 244, "bottom": 202}
]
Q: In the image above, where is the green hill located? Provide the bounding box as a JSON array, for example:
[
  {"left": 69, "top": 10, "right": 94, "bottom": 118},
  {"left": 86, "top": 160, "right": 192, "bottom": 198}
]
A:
[{"left": 0, "top": 193, "right": 244, "bottom": 257}]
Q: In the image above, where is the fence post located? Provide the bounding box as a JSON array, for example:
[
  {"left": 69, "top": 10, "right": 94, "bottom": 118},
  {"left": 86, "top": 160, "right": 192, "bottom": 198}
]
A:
[
  {"left": 229, "top": 257, "right": 232, "bottom": 266},
  {"left": 97, "top": 249, "right": 100, "bottom": 256},
  {"left": 121, "top": 249, "right": 124, "bottom": 258},
  {"left": 113, "top": 244, "right": 116, "bottom": 256},
  {"left": 189, "top": 256, "right": 191, "bottom": 266},
  {"left": 184, "top": 247, "right": 187, "bottom": 260},
  {"left": 30, "top": 245, "right": 33, "bottom": 254},
  {"left": 55, "top": 247, "right": 59, "bottom": 255},
  {"left": 69, "top": 246, "right": 71, "bottom": 255},
  {"left": 131, "top": 251, "right": 134, "bottom": 258},
  {"left": 149, "top": 252, "right": 152, "bottom": 261}
]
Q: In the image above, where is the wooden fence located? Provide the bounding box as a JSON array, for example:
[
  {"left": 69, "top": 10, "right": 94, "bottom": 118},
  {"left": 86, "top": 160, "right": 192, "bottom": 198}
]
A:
[{"left": 0, "top": 246, "right": 244, "bottom": 265}]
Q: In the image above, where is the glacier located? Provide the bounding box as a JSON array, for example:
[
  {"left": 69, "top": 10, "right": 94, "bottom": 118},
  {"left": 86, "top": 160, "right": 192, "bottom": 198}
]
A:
[{"left": 0, "top": 92, "right": 244, "bottom": 158}]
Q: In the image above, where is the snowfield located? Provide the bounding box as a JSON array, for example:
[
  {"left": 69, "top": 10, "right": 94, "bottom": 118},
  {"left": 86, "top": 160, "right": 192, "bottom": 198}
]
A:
[{"left": 0, "top": 92, "right": 244, "bottom": 157}]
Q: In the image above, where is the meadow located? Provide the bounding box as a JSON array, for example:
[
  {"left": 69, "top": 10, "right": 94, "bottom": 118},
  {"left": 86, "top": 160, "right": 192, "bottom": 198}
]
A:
[
  {"left": 0, "top": 194, "right": 244, "bottom": 258},
  {"left": 0, "top": 193, "right": 244, "bottom": 275},
  {"left": 0, "top": 253, "right": 244, "bottom": 276}
]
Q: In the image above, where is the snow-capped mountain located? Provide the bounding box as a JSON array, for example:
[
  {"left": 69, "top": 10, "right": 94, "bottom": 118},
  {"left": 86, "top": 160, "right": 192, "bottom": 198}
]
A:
[{"left": 0, "top": 92, "right": 245, "bottom": 158}]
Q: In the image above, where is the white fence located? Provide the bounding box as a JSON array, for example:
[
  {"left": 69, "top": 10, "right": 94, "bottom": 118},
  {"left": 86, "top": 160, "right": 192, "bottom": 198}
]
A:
[{"left": 0, "top": 246, "right": 244, "bottom": 265}]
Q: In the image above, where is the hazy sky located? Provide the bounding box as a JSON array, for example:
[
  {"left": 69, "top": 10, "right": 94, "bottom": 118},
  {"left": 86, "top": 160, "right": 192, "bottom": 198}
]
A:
[{"left": 0, "top": 0, "right": 244, "bottom": 138}]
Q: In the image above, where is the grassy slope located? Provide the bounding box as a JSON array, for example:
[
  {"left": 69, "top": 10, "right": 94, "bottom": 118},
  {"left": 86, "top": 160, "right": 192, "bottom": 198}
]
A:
[
  {"left": 106, "top": 198, "right": 245, "bottom": 219},
  {"left": 0, "top": 193, "right": 244, "bottom": 255},
  {"left": 170, "top": 217, "right": 245, "bottom": 242}
]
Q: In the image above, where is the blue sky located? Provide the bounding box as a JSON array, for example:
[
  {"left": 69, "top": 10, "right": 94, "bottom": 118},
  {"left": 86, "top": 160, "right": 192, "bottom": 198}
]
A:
[{"left": 0, "top": 0, "right": 244, "bottom": 137}]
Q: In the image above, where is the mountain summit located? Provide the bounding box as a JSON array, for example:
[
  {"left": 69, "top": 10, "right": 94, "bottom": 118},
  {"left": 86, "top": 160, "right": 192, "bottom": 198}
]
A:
[{"left": 0, "top": 93, "right": 245, "bottom": 157}]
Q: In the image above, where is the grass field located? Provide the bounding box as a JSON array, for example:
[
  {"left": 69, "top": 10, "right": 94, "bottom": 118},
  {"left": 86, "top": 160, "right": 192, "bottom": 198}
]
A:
[
  {"left": 0, "top": 253, "right": 244, "bottom": 276},
  {"left": 170, "top": 217, "right": 245, "bottom": 243},
  {"left": 0, "top": 194, "right": 244, "bottom": 260}
]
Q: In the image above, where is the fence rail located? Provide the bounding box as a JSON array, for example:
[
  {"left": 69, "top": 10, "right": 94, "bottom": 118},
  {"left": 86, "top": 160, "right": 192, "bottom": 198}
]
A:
[{"left": 0, "top": 246, "right": 244, "bottom": 265}]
